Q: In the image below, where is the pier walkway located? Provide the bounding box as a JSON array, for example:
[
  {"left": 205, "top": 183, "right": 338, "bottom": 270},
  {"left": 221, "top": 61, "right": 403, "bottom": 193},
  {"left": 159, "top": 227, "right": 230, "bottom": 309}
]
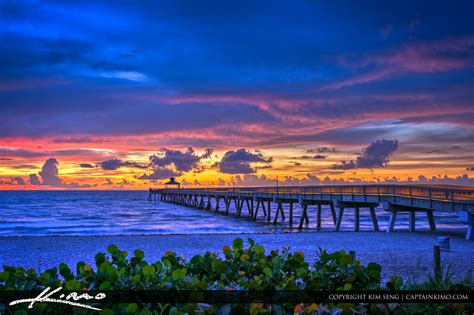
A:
[{"left": 149, "top": 185, "right": 474, "bottom": 240}]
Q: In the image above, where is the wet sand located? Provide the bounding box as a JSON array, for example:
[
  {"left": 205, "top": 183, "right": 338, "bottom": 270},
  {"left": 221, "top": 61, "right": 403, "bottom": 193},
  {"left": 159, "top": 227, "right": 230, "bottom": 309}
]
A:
[{"left": 1, "top": 231, "right": 473, "bottom": 283}]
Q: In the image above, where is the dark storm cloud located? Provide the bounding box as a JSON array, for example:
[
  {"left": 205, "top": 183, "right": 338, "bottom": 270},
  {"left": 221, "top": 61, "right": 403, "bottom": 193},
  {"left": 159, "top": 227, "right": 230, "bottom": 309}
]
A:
[
  {"left": 38, "top": 158, "right": 62, "bottom": 186},
  {"left": 79, "top": 163, "right": 95, "bottom": 168},
  {"left": 138, "top": 167, "right": 180, "bottom": 181},
  {"left": 138, "top": 147, "right": 213, "bottom": 181},
  {"left": 28, "top": 173, "right": 41, "bottom": 185},
  {"left": 217, "top": 149, "right": 272, "bottom": 174},
  {"left": 148, "top": 147, "right": 213, "bottom": 172},
  {"left": 26, "top": 158, "right": 95, "bottom": 188},
  {"left": 12, "top": 176, "right": 25, "bottom": 185},
  {"left": 422, "top": 146, "right": 462, "bottom": 154},
  {"left": 298, "top": 155, "right": 327, "bottom": 160},
  {"left": 98, "top": 159, "right": 147, "bottom": 171},
  {"left": 307, "top": 147, "right": 339, "bottom": 154},
  {"left": 333, "top": 139, "right": 399, "bottom": 170}
]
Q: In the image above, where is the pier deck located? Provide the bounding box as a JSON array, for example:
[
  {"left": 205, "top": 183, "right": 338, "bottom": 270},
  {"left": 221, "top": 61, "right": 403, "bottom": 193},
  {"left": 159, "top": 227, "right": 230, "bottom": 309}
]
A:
[{"left": 149, "top": 184, "right": 474, "bottom": 240}]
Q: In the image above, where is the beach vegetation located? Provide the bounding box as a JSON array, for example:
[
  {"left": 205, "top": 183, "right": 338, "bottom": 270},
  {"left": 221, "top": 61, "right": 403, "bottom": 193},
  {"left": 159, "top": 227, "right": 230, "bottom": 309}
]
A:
[{"left": 0, "top": 238, "right": 472, "bottom": 314}]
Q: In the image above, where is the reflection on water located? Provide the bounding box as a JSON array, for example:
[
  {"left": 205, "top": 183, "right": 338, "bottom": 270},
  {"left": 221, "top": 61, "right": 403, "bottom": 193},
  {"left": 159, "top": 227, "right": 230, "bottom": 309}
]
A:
[{"left": 0, "top": 190, "right": 467, "bottom": 236}]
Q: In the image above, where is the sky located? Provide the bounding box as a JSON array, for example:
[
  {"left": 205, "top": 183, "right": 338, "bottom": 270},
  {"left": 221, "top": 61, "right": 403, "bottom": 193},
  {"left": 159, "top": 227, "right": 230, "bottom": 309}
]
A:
[{"left": 0, "top": 0, "right": 473, "bottom": 189}]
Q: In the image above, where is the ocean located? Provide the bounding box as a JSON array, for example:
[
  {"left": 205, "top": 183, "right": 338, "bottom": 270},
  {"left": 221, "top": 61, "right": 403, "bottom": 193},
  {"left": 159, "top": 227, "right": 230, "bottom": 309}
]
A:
[{"left": 0, "top": 190, "right": 467, "bottom": 236}]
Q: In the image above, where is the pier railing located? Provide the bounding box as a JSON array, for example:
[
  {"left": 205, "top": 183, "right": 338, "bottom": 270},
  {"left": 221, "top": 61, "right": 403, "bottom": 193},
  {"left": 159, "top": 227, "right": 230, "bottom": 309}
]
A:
[
  {"left": 152, "top": 184, "right": 474, "bottom": 204},
  {"left": 151, "top": 184, "right": 474, "bottom": 239}
]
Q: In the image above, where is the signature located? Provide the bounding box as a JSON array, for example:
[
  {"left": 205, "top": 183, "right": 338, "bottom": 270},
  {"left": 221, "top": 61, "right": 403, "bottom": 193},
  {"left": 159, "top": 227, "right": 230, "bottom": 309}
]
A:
[{"left": 9, "top": 287, "right": 106, "bottom": 311}]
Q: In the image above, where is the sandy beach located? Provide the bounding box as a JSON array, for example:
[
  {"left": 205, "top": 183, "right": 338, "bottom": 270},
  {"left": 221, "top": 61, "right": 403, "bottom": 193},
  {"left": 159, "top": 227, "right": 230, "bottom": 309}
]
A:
[{"left": 1, "top": 230, "right": 473, "bottom": 283}]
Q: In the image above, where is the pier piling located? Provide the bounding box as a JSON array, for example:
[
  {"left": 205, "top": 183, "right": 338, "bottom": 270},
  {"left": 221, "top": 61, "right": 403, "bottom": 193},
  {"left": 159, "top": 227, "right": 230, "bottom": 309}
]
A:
[{"left": 147, "top": 185, "right": 474, "bottom": 238}]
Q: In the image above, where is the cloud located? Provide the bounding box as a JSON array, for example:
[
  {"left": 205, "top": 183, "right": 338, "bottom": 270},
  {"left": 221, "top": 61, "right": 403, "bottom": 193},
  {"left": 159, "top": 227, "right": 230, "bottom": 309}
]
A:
[
  {"left": 138, "top": 167, "right": 180, "bottom": 181},
  {"left": 333, "top": 139, "right": 399, "bottom": 170},
  {"left": 298, "top": 155, "right": 327, "bottom": 160},
  {"left": 148, "top": 147, "right": 213, "bottom": 172},
  {"left": 28, "top": 158, "right": 95, "bottom": 188},
  {"left": 0, "top": 147, "right": 114, "bottom": 158},
  {"left": 228, "top": 173, "right": 322, "bottom": 186},
  {"left": 28, "top": 173, "right": 41, "bottom": 185},
  {"left": 210, "top": 173, "right": 474, "bottom": 187},
  {"left": 331, "top": 160, "right": 357, "bottom": 170},
  {"left": 12, "top": 176, "right": 25, "bottom": 185},
  {"left": 319, "top": 36, "right": 474, "bottom": 92},
  {"left": 307, "top": 147, "right": 339, "bottom": 153},
  {"left": 217, "top": 149, "right": 272, "bottom": 174},
  {"left": 422, "top": 146, "right": 462, "bottom": 154},
  {"left": 39, "top": 158, "right": 62, "bottom": 186},
  {"left": 138, "top": 147, "right": 213, "bottom": 181},
  {"left": 467, "top": 166, "right": 474, "bottom": 171},
  {"left": 0, "top": 101, "right": 276, "bottom": 138},
  {"left": 79, "top": 163, "right": 95, "bottom": 168},
  {"left": 98, "top": 159, "right": 147, "bottom": 170}
]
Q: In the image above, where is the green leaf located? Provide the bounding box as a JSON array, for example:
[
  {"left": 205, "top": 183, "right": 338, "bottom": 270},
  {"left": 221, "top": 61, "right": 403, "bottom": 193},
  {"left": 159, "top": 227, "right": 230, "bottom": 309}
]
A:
[
  {"left": 190, "top": 255, "right": 202, "bottom": 265},
  {"left": 132, "top": 274, "right": 141, "bottom": 283},
  {"left": 248, "top": 238, "right": 255, "bottom": 246},
  {"left": 233, "top": 238, "right": 244, "bottom": 250},
  {"left": 369, "top": 269, "right": 381, "bottom": 280},
  {"left": 367, "top": 262, "right": 381, "bottom": 271},
  {"left": 340, "top": 254, "right": 352, "bottom": 265},
  {"left": 134, "top": 250, "right": 145, "bottom": 260},
  {"left": 0, "top": 271, "right": 9, "bottom": 281},
  {"left": 211, "top": 260, "right": 227, "bottom": 274},
  {"left": 100, "top": 309, "right": 114, "bottom": 315},
  {"left": 255, "top": 245, "right": 265, "bottom": 255},
  {"left": 107, "top": 245, "right": 120, "bottom": 256},
  {"left": 172, "top": 268, "right": 187, "bottom": 281},
  {"left": 39, "top": 272, "right": 51, "bottom": 282},
  {"left": 296, "top": 267, "right": 307, "bottom": 277},
  {"left": 126, "top": 303, "right": 138, "bottom": 314},
  {"left": 99, "top": 281, "right": 111, "bottom": 290},
  {"left": 142, "top": 265, "right": 155, "bottom": 276},
  {"left": 65, "top": 279, "right": 81, "bottom": 290},
  {"left": 284, "top": 276, "right": 297, "bottom": 290},
  {"left": 162, "top": 258, "right": 171, "bottom": 267},
  {"left": 140, "top": 308, "right": 153, "bottom": 315},
  {"left": 344, "top": 283, "right": 352, "bottom": 290},
  {"left": 95, "top": 252, "right": 106, "bottom": 265},
  {"left": 263, "top": 267, "right": 273, "bottom": 277}
]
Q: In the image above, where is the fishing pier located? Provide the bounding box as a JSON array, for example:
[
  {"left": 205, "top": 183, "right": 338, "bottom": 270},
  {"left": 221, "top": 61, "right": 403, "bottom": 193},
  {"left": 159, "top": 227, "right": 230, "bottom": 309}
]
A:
[{"left": 149, "top": 185, "right": 474, "bottom": 240}]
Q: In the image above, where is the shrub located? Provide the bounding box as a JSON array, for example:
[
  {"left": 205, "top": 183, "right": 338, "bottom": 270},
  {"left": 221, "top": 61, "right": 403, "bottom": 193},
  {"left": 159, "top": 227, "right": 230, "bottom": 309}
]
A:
[{"left": 0, "top": 238, "right": 471, "bottom": 314}]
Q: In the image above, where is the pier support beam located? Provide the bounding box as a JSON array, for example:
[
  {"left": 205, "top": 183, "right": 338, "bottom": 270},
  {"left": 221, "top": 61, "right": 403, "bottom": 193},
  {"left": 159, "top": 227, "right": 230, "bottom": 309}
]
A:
[
  {"left": 384, "top": 202, "right": 436, "bottom": 233},
  {"left": 237, "top": 197, "right": 254, "bottom": 217},
  {"left": 214, "top": 196, "right": 221, "bottom": 212},
  {"left": 298, "top": 199, "right": 336, "bottom": 230},
  {"left": 336, "top": 200, "right": 380, "bottom": 232},
  {"left": 253, "top": 198, "right": 270, "bottom": 219},
  {"left": 459, "top": 211, "right": 474, "bottom": 240},
  {"left": 273, "top": 198, "right": 296, "bottom": 226}
]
